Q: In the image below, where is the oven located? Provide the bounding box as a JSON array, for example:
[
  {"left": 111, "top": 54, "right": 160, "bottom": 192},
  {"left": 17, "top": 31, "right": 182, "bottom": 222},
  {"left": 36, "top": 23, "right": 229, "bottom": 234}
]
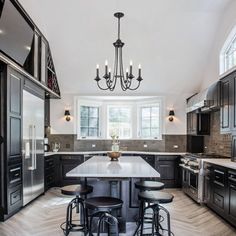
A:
[{"left": 180, "top": 164, "right": 200, "bottom": 202}]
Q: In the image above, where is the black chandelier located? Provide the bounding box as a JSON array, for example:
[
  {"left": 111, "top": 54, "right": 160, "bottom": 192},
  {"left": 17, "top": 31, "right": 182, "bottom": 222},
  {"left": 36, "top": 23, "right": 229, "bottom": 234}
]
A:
[{"left": 95, "top": 12, "right": 143, "bottom": 91}]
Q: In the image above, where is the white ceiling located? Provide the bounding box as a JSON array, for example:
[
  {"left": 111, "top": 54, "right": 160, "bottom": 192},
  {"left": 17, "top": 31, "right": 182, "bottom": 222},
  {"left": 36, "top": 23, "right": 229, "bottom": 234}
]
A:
[{"left": 19, "top": 0, "right": 232, "bottom": 95}]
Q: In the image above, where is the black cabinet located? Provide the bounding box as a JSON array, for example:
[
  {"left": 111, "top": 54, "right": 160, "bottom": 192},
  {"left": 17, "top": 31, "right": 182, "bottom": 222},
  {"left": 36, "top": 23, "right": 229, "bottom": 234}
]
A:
[
  {"left": 155, "top": 155, "right": 181, "bottom": 188},
  {"left": 228, "top": 170, "right": 236, "bottom": 225},
  {"left": 220, "top": 70, "right": 236, "bottom": 133},
  {"left": 205, "top": 163, "right": 236, "bottom": 227},
  {"left": 60, "top": 155, "right": 84, "bottom": 186},
  {"left": 0, "top": 65, "right": 23, "bottom": 221},
  {"left": 187, "top": 111, "right": 210, "bottom": 135},
  {"left": 44, "top": 155, "right": 58, "bottom": 191},
  {"left": 221, "top": 76, "right": 232, "bottom": 133},
  {"left": 44, "top": 98, "right": 50, "bottom": 127}
]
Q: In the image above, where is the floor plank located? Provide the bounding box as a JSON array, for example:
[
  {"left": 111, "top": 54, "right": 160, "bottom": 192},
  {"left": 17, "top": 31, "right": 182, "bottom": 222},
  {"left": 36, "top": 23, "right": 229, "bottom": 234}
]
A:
[{"left": 0, "top": 188, "right": 235, "bottom": 236}]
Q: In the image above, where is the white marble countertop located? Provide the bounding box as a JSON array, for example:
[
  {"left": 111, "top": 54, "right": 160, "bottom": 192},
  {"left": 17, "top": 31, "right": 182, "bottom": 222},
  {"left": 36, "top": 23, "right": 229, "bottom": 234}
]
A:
[
  {"left": 44, "top": 151, "right": 185, "bottom": 157},
  {"left": 203, "top": 158, "right": 236, "bottom": 170},
  {"left": 66, "top": 155, "right": 160, "bottom": 178}
]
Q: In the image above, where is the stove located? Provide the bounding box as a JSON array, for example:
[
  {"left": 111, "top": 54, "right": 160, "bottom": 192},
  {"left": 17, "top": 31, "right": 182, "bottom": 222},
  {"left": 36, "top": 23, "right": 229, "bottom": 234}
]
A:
[{"left": 180, "top": 153, "right": 229, "bottom": 203}]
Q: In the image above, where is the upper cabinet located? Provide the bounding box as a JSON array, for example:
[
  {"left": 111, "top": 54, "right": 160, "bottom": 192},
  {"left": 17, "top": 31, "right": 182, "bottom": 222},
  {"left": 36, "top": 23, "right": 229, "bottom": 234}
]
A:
[
  {"left": 187, "top": 111, "right": 210, "bottom": 135},
  {"left": 220, "top": 70, "right": 236, "bottom": 133},
  {"left": 0, "top": 0, "right": 60, "bottom": 98}
]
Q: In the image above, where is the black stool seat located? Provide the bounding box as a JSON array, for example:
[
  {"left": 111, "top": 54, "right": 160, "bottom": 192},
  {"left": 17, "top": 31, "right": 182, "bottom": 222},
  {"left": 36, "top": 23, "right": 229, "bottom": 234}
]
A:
[
  {"left": 138, "top": 191, "right": 174, "bottom": 204},
  {"left": 135, "top": 180, "right": 165, "bottom": 191},
  {"left": 85, "top": 196, "right": 123, "bottom": 211},
  {"left": 61, "top": 184, "right": 93, "bottom": 196}
]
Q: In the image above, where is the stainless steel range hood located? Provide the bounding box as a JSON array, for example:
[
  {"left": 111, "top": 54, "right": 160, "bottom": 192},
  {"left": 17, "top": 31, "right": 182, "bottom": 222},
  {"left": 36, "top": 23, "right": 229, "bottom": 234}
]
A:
[{"left": 186, "top": 81, "right": 220, "bottom": 113}]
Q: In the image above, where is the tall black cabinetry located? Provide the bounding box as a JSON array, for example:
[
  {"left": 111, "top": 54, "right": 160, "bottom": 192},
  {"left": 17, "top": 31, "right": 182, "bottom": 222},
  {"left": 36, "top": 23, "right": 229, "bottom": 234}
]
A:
[{"left": 0, "top": 64, "right": 23, "bottom": 221}]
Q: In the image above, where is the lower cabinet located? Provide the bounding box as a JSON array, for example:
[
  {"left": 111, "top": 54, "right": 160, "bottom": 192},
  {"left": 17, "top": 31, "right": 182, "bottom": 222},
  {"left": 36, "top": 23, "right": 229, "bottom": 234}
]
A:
[
  {"left": 228, "top": 170, "right": 236, "bottom": 225},
  {"left": 60, "top": 155, "right": 84, "bottom": 186},
  {"left": 44, "top": 154, "right": 84, "bottom": 188},
  {"left": 205, "top": 163, "right": 236, "bottom": 227},
  {"left": 155, "top": 155, "right": 181, "bottom": 188}
]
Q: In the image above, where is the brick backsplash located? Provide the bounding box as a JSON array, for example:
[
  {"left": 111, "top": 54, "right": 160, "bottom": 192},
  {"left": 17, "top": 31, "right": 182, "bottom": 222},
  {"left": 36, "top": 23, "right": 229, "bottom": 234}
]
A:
[
  {"left": 204, "top": 110, "right": 232, "bottom": 157},
  {"left": 48, "top": 134, "right": 187, "bottom": 152}
]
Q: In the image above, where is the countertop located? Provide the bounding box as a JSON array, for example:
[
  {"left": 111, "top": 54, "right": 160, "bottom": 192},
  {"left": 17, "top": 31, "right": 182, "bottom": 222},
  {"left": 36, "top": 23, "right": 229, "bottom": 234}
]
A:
[
  {"left": 203, "top": 158, "right": 236, "bottom": 170},
  {"left": 66, "top": 155, "right": 160, "bottom": 178},
  {"left": 44, "top": 151, "right": 186, "bottom": 157}
]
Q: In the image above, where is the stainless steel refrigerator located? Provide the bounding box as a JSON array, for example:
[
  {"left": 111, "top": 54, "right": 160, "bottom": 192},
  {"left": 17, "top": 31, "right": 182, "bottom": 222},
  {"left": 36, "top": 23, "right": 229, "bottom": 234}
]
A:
[{"left": 22, "top": 89, "right": 44, "bottom": 206}]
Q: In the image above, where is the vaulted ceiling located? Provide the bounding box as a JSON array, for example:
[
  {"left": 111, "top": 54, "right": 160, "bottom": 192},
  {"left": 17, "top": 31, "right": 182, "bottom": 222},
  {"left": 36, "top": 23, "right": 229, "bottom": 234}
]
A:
[{"left": 19, "top": 0, "right": 232, "bottom": 95}]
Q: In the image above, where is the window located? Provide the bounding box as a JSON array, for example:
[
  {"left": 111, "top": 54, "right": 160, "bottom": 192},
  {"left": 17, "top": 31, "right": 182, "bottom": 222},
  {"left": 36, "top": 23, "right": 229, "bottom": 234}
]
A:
[
  {"left": 80, "top": 105, "right": 99, "bottom": 138},
  {"left": 107, "top": 106, "right": 132, "bottom": 139},
  {"left": 139, "top": 104, "right": 161, "bottom": 139},
  {"left": 220, "top": 26, "right": 236, "bottom": 74},
  {"left": 224, "top": 36, "right": 236, "bottom": 72},
  {"left": 76, "top": 96, "right": 163, "bottom": 140}
]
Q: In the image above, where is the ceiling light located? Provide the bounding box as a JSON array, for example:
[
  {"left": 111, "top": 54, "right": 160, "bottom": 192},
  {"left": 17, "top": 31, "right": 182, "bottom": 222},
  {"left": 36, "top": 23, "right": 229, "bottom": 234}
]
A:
[{"left": 95, "top": 12, "right": 143, "bottom": 91}]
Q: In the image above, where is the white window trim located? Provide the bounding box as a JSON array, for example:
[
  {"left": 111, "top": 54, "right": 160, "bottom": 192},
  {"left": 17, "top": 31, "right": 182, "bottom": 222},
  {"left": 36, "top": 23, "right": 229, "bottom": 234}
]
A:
[
  {"left": 136, "top": 99, "right": 163, "bottom": 140},
  {"left": 220, "top": 25, "right": 236, "bottom": 75},
  {"left": 75, "top": 96, "right": 164, "bottom": 140},
  {"left": 106, "top": 103, "right": 133, "bottom": 139},
  {"left": 76, "top": 99, "right": 102, "bottom": 139}
]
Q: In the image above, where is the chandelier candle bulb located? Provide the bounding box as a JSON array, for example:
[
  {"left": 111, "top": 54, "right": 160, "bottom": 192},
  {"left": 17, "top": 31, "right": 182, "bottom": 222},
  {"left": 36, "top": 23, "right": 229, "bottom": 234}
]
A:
[
  {"left": 138, "top": 64, "right": 141, "bottom": 76},
  {"left": 129, "top": 61, "right": 133, "bottom": 74},
  {"left": 126, "top": 68, "right": 129, "bottom": 78},
  {"left": 105, "top": 60, "right": 108, "bottom": 74},
  {"left": 96, "top": 64, "right": 99, "bottom": 76}
]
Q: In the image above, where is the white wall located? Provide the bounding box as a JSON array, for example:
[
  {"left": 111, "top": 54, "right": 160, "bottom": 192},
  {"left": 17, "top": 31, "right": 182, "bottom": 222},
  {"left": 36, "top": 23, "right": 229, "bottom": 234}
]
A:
[
  {"left": 200, "top": 0, "right": 236, "bottom": 90},
  {"left": 50, "top": 92, "right": 189, "bottom": 135}
]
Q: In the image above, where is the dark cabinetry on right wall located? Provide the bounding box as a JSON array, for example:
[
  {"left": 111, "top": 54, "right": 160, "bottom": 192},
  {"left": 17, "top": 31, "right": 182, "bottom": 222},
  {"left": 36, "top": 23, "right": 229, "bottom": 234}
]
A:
[
  {"left": 204, "top": 163, "right": 236, "bottom": 227},
  {"left": 220, "top": 70, "right": 236, "bottom": 161}
]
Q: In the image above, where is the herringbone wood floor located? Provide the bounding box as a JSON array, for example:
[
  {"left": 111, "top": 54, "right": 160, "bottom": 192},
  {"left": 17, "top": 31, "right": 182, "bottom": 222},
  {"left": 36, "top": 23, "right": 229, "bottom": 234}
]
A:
[{"left": 0, "top": 188, "right": 235, "bottom": 236}]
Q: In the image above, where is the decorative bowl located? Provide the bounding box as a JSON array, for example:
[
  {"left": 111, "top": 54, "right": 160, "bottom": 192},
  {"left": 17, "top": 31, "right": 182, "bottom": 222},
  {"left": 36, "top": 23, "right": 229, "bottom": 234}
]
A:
[{"left": 107, "top": 152, "right": 121, "bottom": 161}]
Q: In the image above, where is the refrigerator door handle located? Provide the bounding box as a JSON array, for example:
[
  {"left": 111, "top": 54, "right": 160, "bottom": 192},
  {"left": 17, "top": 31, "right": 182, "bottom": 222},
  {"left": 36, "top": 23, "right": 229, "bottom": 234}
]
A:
[
  {"left": 28, "top": 125, "right": 34, "bottom": 170},
  {"left": 34, "top": 125, "right": 37, "bottom": 170}
]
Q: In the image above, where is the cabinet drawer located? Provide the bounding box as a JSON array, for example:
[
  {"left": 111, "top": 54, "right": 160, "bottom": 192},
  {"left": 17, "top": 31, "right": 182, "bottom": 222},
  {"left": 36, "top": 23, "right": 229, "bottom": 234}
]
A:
[
  {"left": 9, "top": 164, "right": 22, "bottom": 185},
  {"left": 10, "top": 188, "right": 21, "bottom": 205},
  {"left": 46, "top": 174, "right": 55, "bottom": 184},
  {"left": 45, "top": 158, "right": 54, "bottom": 168},
  {"left": 8, "top": 184, "right": 22, "bottom": 213},
  {"left": 213, "top": 192, "right": 224, "bottom": 209}
]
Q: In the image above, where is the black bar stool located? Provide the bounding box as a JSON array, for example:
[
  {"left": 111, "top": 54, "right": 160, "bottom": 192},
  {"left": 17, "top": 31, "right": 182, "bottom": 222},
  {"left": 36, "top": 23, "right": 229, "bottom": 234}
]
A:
[
  {"left": 60, "top": 184, "right": 93, "bottom": 236},
  {"left": 85, "top": 196, "right": 123, "bottom": 236},
  {"left": 135, "top": 180, "right": 165, "bottom": 191},
  {"left": 133, "top": 191, "right": 174, "bottom": 236}
]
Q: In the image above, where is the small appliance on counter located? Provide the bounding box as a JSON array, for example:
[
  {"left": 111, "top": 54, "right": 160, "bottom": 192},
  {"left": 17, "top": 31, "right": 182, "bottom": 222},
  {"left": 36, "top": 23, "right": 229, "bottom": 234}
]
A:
[
  {"left": 44, "top": 138, "right": 50, "bottom": 152},
  {"left": 52, "top": 142, "right": 60, "bottom": 152}
]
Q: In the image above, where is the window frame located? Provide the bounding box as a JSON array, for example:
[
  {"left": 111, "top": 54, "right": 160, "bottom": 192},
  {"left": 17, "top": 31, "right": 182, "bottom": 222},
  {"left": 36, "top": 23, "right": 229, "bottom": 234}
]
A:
[
  {"left": 137, "top": 100, "right": 163, "bottom": 140},
  {"left": 106, "top": 104, "right": 133, "bottom": 139},
  {"left": 220, "top": 26, "right": 236, "bottom": 75},
  {"left": 76, "top": 99, "right": 102, "bottom": 139},
  {"left": 75, "top": 97, "right": 164, "bottom": 140}
]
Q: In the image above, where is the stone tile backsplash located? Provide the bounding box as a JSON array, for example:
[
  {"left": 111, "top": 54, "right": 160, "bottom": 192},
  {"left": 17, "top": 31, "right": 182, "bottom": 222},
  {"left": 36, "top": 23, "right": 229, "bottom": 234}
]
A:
[
  {"left": 48, "top": 134, "right": 187, "bottom": 152},
  {"left": 204, "top": 110, "right": 232, "bottom": 157}
]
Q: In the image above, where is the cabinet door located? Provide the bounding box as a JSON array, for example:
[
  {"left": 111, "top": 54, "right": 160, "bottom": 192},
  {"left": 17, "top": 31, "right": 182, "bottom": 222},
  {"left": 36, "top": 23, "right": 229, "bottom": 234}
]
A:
[
  {"left": 220, "top": 77, "right": 231, "bottom": 133},
  {"left": 228, "top": 171, "right": 236, "bottom": 226},
  {"left": 60, "top": 155, "right": 84, "bottom": 186},
  {"left": 44, "top": 98, "right": 50, "bottom": 127},
  {"left": 7, "top": 68, "right": 22, "bottom": 162},
  {"left": 232, "top": 75, "right": 236, "bottom": 131},
  {"left": 156, "top": 156, "right": 180, "bottom": 188},
  {"left": 40, "top": 37, "right": 47, "bottom": 85},
  {"left": 197, "top": 113, "right": 210, "bottom": 135}
]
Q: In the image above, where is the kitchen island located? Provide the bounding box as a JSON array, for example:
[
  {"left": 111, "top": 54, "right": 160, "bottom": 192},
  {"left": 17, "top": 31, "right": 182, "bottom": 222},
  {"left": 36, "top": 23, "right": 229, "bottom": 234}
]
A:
[{"left": 67, "top": 155, "right": 160, "bottom": 232}]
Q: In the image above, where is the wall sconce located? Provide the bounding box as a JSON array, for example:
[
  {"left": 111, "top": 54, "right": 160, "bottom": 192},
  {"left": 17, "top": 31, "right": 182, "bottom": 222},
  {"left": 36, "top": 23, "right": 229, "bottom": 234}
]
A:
[
  {"left": 64, "top": 110, "right": 71, "bottom": 122},
  {"left": 168, "top": 110, "right": 175, "bottom": 122}
]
